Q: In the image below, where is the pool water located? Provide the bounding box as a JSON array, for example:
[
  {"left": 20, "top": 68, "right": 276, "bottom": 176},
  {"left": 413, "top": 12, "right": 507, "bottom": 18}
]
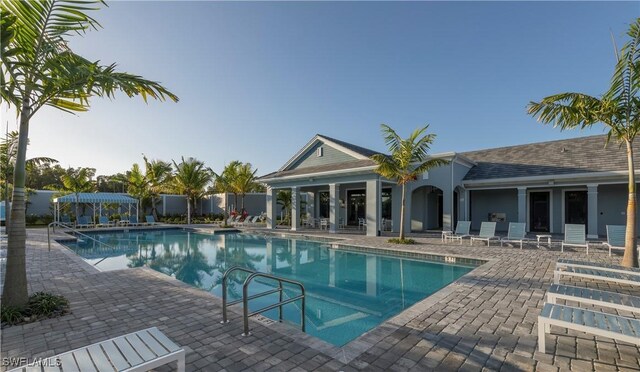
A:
[{"left": 61, "top": 229, "right": 476, "bottom": 346}]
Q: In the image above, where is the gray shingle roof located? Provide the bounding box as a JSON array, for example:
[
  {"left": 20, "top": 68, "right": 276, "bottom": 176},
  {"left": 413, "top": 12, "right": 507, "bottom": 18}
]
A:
[
  {"left": 462, "top": 135, "right": 639, "bottom": 180},
  {"left": 260, "top": 159, "right": 376, "bottom": 180}
]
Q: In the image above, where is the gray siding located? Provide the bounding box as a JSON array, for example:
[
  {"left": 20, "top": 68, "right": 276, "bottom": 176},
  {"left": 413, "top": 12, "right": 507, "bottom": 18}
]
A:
[
  {"left": 26, "top": 190, "right": 56, "bottom": 215},
  {"left": 288, "top": 142, "right": 357, "bottom": 170},
  {"left": 470, "top": 189, "right": 517, "bottom": 232}
]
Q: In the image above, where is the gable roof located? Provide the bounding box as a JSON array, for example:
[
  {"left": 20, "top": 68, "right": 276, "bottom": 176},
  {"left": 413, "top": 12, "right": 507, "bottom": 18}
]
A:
[
  {"left": 278, "top": 134, "right": 381, "bottom": 172},
  {"left": 462, "top": 135, "right": 640, "bottom": 181}
]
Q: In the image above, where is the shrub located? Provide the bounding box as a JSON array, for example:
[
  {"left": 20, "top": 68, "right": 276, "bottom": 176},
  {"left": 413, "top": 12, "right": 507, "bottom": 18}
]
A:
[
  {"left": 0, "top": 305, "right": 23, "bottom": 325},
  {"left": 1, "top": 292, "right": 69, "bottom": 327},
  {"left": 388, "top": 238, "right": 416, "bottom": 244}
]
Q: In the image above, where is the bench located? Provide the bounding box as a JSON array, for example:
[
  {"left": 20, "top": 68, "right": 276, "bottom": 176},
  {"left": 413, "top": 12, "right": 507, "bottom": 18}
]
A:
[
  {"left": 538, "top": 303, "right": 640, "bottom": 353},
  {"left": 9, "top": 327, "right": 185, "bottom": 372},
  {"left": 547, "top": 284, "right": 640, "bottom": 314}
]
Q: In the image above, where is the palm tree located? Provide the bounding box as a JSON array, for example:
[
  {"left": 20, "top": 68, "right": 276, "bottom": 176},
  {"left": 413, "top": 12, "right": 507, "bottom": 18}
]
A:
[
  {"left": 0, "top": 1, "right": 178, "bottom": 307},
  {"left": 527, "top": 18, "right": 640, "bottom": 268},
  {"left": 371, "top": 124, "right": 448, "bottom": 241},
  {"left": 142, "top": 155, "right": 172, "bottom": 220},
  {"left": 123, "top": 163, "right": 148, "bottom": 218},
  {"left": 1, "top": 131, "right": 57, "bottom": 222},
  {"left": 235, "top": 162, "right": 259, "bottom": 212},
  {"left": 277, "top": 190, "right": 292, "bottom": 225},
  {"left": 222, "top": 161, "right": 241, "bottom": 213},
  {"left": 58, "top": 168, "right": 96, "bottom": 220},
  {"left": 171, "top": 157, "right": 213, "bottom": 224}
]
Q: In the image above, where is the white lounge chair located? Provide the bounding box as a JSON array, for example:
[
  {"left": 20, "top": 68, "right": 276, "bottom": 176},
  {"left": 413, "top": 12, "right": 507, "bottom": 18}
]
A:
[
  {"left": 605, "top": 225, "right": 626, "bottom": 256},
  {"left": 358, "top": 217, "right": 367, "bottom": 230},
  {"left": 546, "top": 283, "right": 640, "bottom": 315},
  {"left": 537, "top": 303, "right": 640, "bottom": 354},
  {"left": 445, "top": 221, "right": 471, "bottom": 244},
  {"left": 500, "top": 222, "right": 528, "bottom": 249},
  {"left": 8, "top": 327, "right": 185, "bottom": 372},
  {"left": 561, "top": 224, "right": 589, "bottom": 253},
  {"left": 554, "top": 265, "right": 640, "bottom": 287},
  {"left": 470, "top": 222, "right": 498, "bottom": 246},
  {"left": 556, "top": 258, "right": 640, "bottom": 275}
]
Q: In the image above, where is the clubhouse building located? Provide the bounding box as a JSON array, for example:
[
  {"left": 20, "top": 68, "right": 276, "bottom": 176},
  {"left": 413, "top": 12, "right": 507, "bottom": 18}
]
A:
[{"left": 260, "top": 134, "right": 639, "bottom": 239}]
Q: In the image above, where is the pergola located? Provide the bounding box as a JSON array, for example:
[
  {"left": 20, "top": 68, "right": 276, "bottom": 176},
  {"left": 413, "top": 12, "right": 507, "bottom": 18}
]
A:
[{"left": 52, "top": 192, "right": 139, "bottom": 223}]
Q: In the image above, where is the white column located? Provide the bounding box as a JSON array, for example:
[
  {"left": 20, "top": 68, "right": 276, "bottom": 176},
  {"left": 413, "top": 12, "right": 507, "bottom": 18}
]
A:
[
  {"left": 291, "top": 186, "right": 299, "bottom": 231},
  {"left": 517, "top": 187, "right": 527, "bottom": 224},
  {"left": 329, "top": 183, "right": 339, "bottom": 233},
  {"left": 366, "top": 179, "right": 381, "bottom": 236},
  {"left": 587, "top": 184, "right": 599, "bottom": 238},
  {"left": 266, "top": 186, "right": 277, "bottom": 229}
]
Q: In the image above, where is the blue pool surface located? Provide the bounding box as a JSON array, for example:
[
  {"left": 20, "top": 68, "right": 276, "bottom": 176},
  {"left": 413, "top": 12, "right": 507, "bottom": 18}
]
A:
[{"left": 61, "top": 229, "right": 477, "bottom": 346}]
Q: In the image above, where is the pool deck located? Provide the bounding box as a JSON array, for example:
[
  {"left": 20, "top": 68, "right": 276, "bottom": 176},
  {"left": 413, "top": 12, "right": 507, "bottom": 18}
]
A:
[{"left": 1, "top": 226, "right": 639, "bottom": 371}]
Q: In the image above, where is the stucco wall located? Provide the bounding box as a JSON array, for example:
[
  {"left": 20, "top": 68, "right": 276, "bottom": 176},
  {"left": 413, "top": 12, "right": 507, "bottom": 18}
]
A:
[
  {"left": 26, "top": 190, "right": 56, "bottom": 215},
  {"left": 469, "top": 189, "right": 517, "bottom": 232}
]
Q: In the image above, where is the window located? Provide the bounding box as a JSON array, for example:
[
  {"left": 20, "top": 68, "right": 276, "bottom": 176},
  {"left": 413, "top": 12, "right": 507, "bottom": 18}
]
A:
[{"left": 317, "top": 147, "right": 323, "bottom": 157}]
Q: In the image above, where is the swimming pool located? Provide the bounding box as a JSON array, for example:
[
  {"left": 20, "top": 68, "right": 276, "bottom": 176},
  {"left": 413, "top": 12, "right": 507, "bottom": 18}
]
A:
[{"left": 61, "top": 229, "right": 478, "bottom": 346}]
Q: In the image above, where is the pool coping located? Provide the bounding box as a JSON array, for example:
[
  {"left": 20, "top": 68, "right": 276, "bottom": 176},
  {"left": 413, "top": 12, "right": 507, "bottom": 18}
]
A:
[{"left": 54, "top": 228, "right": 495, "bottom": 364}]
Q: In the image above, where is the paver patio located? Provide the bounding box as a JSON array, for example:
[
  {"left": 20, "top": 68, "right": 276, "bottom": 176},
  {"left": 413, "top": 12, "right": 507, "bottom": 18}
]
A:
[{"left": 1, "top": 227, "right": 639, "bottom": 371}]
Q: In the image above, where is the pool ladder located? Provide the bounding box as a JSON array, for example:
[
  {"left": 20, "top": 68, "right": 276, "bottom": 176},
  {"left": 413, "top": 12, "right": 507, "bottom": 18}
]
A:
[
  {"left": 47, "top": 221, "right": 118, "bottom": 266},
  {"left": 220, "top": 266, "right": 306, "bottom": 336}
]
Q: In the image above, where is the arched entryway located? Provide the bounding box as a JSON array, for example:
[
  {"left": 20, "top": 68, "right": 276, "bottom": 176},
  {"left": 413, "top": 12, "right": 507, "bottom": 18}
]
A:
[{"left": 410, "top": 185, "right": 444, "bottom": 231}]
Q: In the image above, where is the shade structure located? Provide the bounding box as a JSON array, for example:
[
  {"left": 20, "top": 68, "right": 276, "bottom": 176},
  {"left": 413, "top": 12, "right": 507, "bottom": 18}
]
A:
[
  {"left": 53, "top": 192, "right": 138, "bottom": 204},
  {"left": 53, "top": 192, "right": 140, "bottom": 225}
]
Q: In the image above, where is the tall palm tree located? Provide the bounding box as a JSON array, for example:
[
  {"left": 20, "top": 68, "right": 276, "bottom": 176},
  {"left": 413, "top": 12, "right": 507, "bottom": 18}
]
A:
[
  {"left": 371, "top": 124, "right": 448, "bottom": 241},
  {"left": 277, "top": 190, "right": 292, "bottom": 225},
  {"left": 123, "top": 163, "right": 148, "bottom": 218},
  {"left": 222, "top": 161, "right": 241, "bottom": 212},
  {"left": 211, "top": 168, "right": 232, "bottom": 225},
  {"left": 527, "top": 18, "right": 640, "bottom": 268},
  {"left": 171, "top": 157, "right": 213, "bottom": 224},
  {"left": 142, "top": 155, "right": 172, "bottom": 220},
  {"left": 1, "top": 131, "right": 57, "bottom": 222},
  {"left": 0, "top": 1, "right": 178, "bottom": 307},
  {"left": 235, "top": 162, "right": 259, "bottom": 212}
]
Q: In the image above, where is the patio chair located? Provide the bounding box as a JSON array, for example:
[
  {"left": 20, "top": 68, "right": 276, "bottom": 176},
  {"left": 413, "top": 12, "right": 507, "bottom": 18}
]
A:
[
  {"left": 76, "top": 216, "right": 93, "bottom": 228},
  {"left": 546, "top": 283, "right": 640, "bottom": 315},
  {"left": 500, "top": 222, "right": 528, "bottom": 249},
  {"left": 146, "top": 215, "right": 157, "bottom": 225},
  {"left": 537, "top": 303, "right": 640, "bottom": 354},
  {"left": 555, "top": 258, "right": 640, "bottom": 275},
  {"left": 553, "top": 264, "right": 640, "bottom": 287},
  {"left": 561, "top": 224, "right": 589, "bottom": 253},
  {"left": 605, "top": 225, "right": 626, "bottom": 256},
  {"left": 470, "top": 222, "right": 498, "bottom": 246},
  {"left": 97, "top": 216, "right": 114, "bottom": 227},
  {"left": 61, "top": 215, "right": 72, "bottom": 226},
  {"left": 445, "top": 221, "right": 471, "bottom": 244},
  {"left": 129, "top": 215, "right": 141, "bottom": 226},
  {"left": 7, "top": 326, "right": 185, "bottom": 372},
  {"left": 358, "top": 217, "right": 367, "bottom": 230}
]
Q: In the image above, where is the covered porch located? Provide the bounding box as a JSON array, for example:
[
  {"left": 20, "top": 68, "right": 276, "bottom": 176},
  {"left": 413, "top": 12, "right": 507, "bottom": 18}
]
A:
[{"left": 263, "top": 173, "right": 400, "bottom": 237}]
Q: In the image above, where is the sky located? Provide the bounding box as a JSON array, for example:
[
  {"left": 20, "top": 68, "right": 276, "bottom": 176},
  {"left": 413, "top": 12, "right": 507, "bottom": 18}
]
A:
[{"left": 5, "top": 1, "right": 640, "bottom": 177}]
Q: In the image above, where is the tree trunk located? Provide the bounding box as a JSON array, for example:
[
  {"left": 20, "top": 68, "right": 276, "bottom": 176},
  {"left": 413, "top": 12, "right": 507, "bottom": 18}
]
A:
[
  {"left": 241, "top": 193, "right": 245, "bottom": 212},
  {"left": 622, "top": 139, "right": 639, "bottom": 267},
  {"left": 2, "top": 100, "right": 31, "bottom": 307},
  {"left": 151, "top": 196, "right": 158, "bottom": 221},
  {"left": 399, "top": 184, "right": 406, "bottom": 240},
  {"left": 234, "top": 193, "right": 238, "bottom": 213}
]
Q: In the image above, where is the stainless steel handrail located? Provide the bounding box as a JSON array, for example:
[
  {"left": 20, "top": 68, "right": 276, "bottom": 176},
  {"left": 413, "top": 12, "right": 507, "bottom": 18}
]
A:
[
  {"left": 220, "top": 266, "right": 306, "bottom": 336},
  {"left": 47, "top": 221, "right": 117, "bottom": 253}
]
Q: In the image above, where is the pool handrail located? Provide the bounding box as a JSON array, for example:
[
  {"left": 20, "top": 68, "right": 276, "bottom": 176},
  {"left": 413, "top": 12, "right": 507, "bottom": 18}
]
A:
[
  {"left": 220, "top": 266, "right": 306, "bottom": 336},
  {"left": 47, "top": 221, "right": 118, "bottom": 265}
]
